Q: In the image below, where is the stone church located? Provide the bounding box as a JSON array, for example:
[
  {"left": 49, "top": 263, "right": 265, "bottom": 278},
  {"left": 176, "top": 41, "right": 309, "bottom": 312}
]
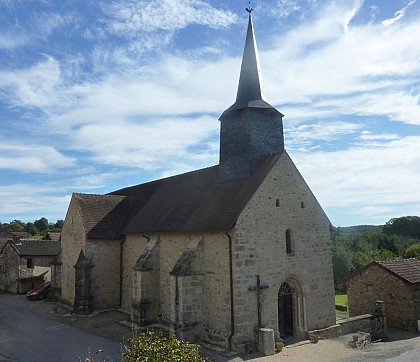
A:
[{"left": 60, "top": 14, "right": 335, "bottom": 352}]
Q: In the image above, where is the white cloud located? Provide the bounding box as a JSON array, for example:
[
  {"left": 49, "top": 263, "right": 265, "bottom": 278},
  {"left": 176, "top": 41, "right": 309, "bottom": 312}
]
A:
[
  {"left": 101, "top": 0, "right": 238, "bottom": 35},
  {"left": 0, "top": 143, "right": 75, "bottom": 172},
  {"left": 33, "top": 12, "right": 77, "bottom": 38},
  {"left": 359, "top": 131, "right": 399, "bottom": 141},
  {"left": 286, "top": 121, "right": 361, "bottom": 148},
  {"left": 262, "top": 0, "right": 420, "bottom": 125},
  {"left": 71, "top": 116, "right": 219, "bottom": 171},
  {"left": 0, "top": 32, "right": 27, "bottom": 49},
  {"left": 382, "top": 0, "right": 416, "bottom": 27},
  {"left": 0, "top": 184, "right": 71, "bottom": 222},
  {"left": 0, "top": 55, "right": 62, "bottom": 108},
  {"left": 292, "top": 136, "right": 420, "bottom": 225},
  {"left": 268, "top": 0, "right": 301, "bottom": 18}
]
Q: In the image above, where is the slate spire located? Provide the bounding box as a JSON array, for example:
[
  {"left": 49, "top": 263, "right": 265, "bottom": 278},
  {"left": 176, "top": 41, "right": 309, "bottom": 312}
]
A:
[
  {"left": 227, "top": 11, "right": 274, "bottom": 112},
  {"left": 218, "top": 10, "right": 284, "bottom": 183},
  {"left": 235, "top": 12, "right": 266, "bottom": 107}
]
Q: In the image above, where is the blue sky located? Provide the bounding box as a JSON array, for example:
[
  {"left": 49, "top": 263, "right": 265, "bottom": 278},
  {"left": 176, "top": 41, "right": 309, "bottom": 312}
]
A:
[{"left": 0, "top": 0, "right": 419, "bottom": 227}]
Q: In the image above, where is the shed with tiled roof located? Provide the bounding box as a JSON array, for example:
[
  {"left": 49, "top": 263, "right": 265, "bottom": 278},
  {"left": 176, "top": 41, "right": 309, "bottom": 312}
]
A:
[{"left": 348, "top": 258, "right": 420, "bottom": 332}]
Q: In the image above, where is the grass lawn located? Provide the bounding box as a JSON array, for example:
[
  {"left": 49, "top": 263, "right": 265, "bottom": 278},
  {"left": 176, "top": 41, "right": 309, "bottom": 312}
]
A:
[{"left": 335, "top": 294, "right": 348, "bottom": 315}]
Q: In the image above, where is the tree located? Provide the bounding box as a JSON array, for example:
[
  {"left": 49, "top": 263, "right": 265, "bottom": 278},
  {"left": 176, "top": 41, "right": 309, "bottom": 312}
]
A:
[
  {"left": 9, "top": 220, "right": 25, "bottom": 232},
  {"left": 34, "top": 217, "right": 49, "bottom": 233},
  {"left": 332, "top": 229, "right": 397, "bottom": 292},
  {"left": 54, "top": 220, "right": 64, "bottom": 230},
  {"left": 383, "top": 216, "right": 420, "bottom": 239},
  {"left": 404, "top": 243, "right": 420, "bottom": 259},
  {"left": 24, "top": 222, "right": 37, "bottom": 236}
]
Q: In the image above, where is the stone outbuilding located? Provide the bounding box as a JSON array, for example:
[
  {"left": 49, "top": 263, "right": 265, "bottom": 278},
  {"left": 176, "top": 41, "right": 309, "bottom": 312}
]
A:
[
  {"left": 348, "top": 258, "right": 420, "bottom": 332},
  {"left": 60, "top": 13, "right": 336, "bottom": 352},
  {"left": 0, "top": 240, "right": 60, "bottom": 294}
]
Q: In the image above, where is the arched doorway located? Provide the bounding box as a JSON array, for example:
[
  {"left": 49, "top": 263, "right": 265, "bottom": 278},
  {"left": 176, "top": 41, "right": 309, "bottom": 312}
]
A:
[{"left": 278, "top": 282, "right": 293, "bottom": 337}]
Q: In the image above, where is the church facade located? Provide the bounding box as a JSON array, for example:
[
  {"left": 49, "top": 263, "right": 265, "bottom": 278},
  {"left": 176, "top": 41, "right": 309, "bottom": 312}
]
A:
[{"left": 60, "top": 14, "right": 335, "bottom": 352}]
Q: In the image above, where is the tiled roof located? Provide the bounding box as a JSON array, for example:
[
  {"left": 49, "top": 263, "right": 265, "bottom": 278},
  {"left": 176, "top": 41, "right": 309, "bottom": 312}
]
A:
[
  {"left": 377, "top": 259, "right": 420, "bottom": 284},
  {"left": 10, "top": 231, "right": 29, "bottom": 238},
  {"left": 74, "top": 193, "right": 131, "bottom": 239},
  {"left": 11, "top": 240, "right": 61, "bottom": 256},
  {"left": 45, "top": 232, "right": 61, "bottom": 241},
  {"left": 73, "top": 152, "right": 282, "bottom": 238}
]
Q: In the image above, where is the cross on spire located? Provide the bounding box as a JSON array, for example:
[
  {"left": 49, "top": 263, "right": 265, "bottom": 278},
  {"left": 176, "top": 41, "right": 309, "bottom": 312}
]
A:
[{"left": 246, "top": 2, "right": 253, "bottom": 15}]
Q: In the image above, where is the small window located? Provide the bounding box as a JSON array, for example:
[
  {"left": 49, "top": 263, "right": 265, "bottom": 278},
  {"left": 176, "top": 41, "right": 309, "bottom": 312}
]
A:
[
  {"left": 285, "top": 229, "right": 293, "bottom": 254},
  {"left": 26, "top": 258, "right": 35, "bottom": 269},
  {"left": 365, "top": 284, "right": 374, "bottom": 294},
  {"left": 276, "top": 199, "right": 280, "bottom": 207},
  {"left": 301, "top": 201, "right": 305, "bottom": 209}
]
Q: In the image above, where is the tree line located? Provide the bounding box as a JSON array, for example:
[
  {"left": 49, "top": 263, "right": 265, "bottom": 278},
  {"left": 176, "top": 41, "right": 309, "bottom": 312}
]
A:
[
  {"left": 0, "top": 218, "right": 64, "bottom": 236},
  {"left": 333, "top": 216, "right": 420, "bottom": 292}
]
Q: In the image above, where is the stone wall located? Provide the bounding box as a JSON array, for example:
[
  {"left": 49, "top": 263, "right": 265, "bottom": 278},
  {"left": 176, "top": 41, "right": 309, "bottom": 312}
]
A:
[
  {"left": 231, "top": 152, "right": 336, "bottom": 350},
  {"left": 0, "top": 243, "right": 19, "bottom": 293},
  {"left": 0, "top": 244, "right": 55, "bottom": 293},
  {"left": 348, "top": 264, "right": 418, "bottom": 332},
  {"left": 200, "top": 232, "right": 231, "bottom": 348},
  {"left": 415, "top": 286, "right": 420, "bottom": 331},
  {"left": 122, "top": 232, "right": 231, "bottom": 349},
  {"left": 337, "top": 314, "right": 373, "bottom": 335},
  {"left": 87, "top": 239, "right": 122, "bottom": 309},
  {"left": 308, "top": 314, "right": 385, "bottom": 341},
  {"left": 121, "top": 234, "right": 149, "bottom": 311},
  {"left": 132, "top": 236, "right": 161, "bottom": 325},
  {"left": 60, "top": 196, "right": 88, "bottom": 305}
]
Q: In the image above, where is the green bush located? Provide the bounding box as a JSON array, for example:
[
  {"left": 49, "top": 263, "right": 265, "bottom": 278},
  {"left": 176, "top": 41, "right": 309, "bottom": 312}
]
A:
[
  {"left": 123, "top": 331, "right": 212, "bottom": 362},
  {"left": 405, "top": 242, "right": 420, "bottom": 259}
]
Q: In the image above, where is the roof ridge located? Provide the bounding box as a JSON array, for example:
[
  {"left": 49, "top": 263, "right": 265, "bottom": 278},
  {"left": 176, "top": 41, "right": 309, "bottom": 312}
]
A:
[
  {"left": 74, "top": 192, "right": 126, "bottom": 198},
  {"left": 111, "top": 164, "right": 218, "bottom": 195},
  {"left": 379, "top": 257, "right": 420, "bottom": 263}
]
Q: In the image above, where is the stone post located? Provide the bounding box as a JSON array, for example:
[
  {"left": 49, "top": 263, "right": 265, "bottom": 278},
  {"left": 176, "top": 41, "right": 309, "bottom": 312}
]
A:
[
  {"left": 372, "top": 300, "right": 387, "bottom": 341},
  {"left": 256, "top": 328, "right": 275, "bottom": 356}
]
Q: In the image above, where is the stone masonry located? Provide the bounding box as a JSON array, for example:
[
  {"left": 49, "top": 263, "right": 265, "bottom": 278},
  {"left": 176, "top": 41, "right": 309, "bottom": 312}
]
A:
[{"left": 348, "top": 263, "right": 420, "bottom": 332}]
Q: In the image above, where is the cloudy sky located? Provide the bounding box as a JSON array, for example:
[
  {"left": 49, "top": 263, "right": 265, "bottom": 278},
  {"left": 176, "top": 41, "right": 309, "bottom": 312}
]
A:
[{"left": 0, "top": 0, "right": 419, "bottom": 227}]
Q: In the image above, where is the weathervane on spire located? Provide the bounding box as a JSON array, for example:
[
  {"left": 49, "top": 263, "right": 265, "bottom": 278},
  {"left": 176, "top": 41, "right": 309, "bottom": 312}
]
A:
[{"left": 246, "top": 2, "right": 253, "bottom": 15}]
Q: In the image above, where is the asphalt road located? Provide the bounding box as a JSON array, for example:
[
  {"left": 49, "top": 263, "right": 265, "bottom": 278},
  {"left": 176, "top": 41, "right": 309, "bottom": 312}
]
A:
[{"left": 0, "top": 295, "right": 122, "bottom": 362}]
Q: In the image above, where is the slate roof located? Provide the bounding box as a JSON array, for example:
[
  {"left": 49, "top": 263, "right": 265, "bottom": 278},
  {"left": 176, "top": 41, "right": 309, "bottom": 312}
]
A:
[
  {"left": 11, "top": 240, "right": 61, "bottom": 256},
  {"left": 112, "top": 152, "right": 282, "bottom": 234},
  {"left": 72, "top": 152, "right": 282, "bottom": 238},
  {"left": 376, "top": 259, "right": 420, "bottom": 284},
  {"left": 0, "top": 239, "right": 7, "bottom": 254}
]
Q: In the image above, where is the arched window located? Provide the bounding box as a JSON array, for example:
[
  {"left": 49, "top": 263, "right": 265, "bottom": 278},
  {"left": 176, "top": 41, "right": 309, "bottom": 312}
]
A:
[{"left": 285, "top": 229, "right": 292, "bottom": 254}]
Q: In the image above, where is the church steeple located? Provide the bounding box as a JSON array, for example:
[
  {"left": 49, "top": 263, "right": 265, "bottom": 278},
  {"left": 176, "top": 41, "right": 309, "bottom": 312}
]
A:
[
  {"left": 231, "top": 12, "right": 269, "bottom": 111},
  {"left": 218, "top": 10, "right": 284, "bottom": 183}
]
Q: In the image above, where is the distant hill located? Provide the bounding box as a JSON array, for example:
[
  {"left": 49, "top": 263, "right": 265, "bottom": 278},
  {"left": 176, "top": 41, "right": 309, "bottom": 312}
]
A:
[{"left": 335, "top": 225, "right": 383, "bottom": 235}]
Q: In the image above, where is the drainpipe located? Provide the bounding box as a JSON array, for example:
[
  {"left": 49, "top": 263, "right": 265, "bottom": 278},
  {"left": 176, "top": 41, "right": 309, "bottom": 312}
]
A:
[
  {"left": 17, "top": 256, "right": 20, "bottom": 294},
  {"left": 226, "top": 232, "right": 235, "bottom": 351},
  {"left": 119, "top": 234, "right": 126, "bottom": 308}
]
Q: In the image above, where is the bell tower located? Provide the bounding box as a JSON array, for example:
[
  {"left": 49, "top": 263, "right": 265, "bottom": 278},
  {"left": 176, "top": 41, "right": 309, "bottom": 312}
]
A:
[{"left": 218, "top": 11, "right": 284, "bottom": 182}]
